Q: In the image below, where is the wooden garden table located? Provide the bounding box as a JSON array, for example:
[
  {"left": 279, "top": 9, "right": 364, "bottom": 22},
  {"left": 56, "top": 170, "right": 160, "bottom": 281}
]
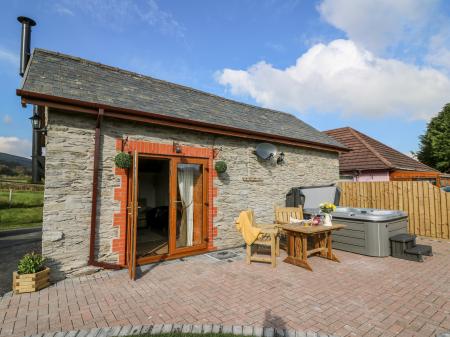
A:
[{"left": 279, "top": 224, "right": 346, "bottom": 271}]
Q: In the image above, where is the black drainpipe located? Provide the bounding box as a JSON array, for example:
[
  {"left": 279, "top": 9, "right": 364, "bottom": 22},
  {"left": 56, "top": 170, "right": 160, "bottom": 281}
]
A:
[{"left": 31, "top": 106, "right": 41, "bottom": 183}]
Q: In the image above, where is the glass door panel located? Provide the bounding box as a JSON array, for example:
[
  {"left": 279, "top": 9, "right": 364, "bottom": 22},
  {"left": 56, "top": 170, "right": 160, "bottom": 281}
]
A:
[{"left": 175, "top": 163, "right": 204, "bottom": 248}]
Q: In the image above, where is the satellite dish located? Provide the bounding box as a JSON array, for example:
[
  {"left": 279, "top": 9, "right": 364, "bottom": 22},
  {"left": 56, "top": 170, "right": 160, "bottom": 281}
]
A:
[{"left": 255, "top": 143, "right": 277, "bottom": 160}]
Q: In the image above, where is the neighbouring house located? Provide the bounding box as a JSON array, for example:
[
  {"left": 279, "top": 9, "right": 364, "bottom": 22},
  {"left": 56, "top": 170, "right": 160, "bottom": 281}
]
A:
[
  {"left": 324, "top": 127, "right": 443, "bottom": 186},
  {"left": 17, "top": 49, "right": 347, "bottom": 279}
]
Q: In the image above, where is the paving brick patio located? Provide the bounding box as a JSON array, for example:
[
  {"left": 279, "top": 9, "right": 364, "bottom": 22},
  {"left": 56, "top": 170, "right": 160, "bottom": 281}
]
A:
[{"left": 1, "top": 238, "right": 449, "bottom": 337}]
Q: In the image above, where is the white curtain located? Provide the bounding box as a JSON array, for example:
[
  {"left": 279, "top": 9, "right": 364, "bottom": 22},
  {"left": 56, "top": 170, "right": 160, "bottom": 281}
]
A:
[{"left": 178, "top": 165, "right": 195, "bottom": 246}]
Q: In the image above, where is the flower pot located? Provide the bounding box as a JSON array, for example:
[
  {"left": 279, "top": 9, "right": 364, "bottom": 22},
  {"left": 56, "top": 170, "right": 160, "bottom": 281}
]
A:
[
  {"left": 323, "top": 213, "right": 332, "bottom": 227},
  {"left": 12, "top": 267, "right": 50, "bottom": 294}
]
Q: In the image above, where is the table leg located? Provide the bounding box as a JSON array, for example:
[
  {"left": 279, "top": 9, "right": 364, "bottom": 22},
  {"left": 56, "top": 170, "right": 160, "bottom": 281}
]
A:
[
  {"left": 283, "top": 232, "right": 313, "bottom": 271},
  {"left": 327, "top": 231, "right": 340, "bottom": 262},
  {"left": 319, "top": 233, "right": 327, "bottom": 257},
  {"left": 295, "top": 235, "right": 301, "bottom": 258},
  {"left": 288, "top": 234, "right": 294, "bottom": 257},
  {"left": 302, "top": 235, "right": 308, "bottom": 262}
]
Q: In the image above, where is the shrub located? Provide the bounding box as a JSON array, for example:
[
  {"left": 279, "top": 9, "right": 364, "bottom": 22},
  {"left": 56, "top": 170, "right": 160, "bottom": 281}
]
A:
[
  {"left": 18, "top": 252, "right": 46, "bottom": 274},
  {"left": 114, "top": 152, "right": 132, "bottom": 169},
  {"left": 215, "top": 160, "right": 227, "bottom": 174}
]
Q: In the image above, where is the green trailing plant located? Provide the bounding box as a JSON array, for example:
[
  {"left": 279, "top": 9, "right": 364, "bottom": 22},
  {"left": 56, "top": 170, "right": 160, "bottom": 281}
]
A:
[
  {"left": 17, "top": 252, "right": 46, "bottom": 275},
  {"left": 114, "top": 152, "right": 132, "bottom": 169},
  {"left": 215, "top": 160, "right": 227, "bottom": 174}
]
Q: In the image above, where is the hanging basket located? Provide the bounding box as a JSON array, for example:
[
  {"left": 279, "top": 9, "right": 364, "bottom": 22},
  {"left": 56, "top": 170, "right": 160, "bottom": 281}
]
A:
[
  {"left": 215, "top": 160, "right": 227, "bottom": 174},
  {"left": 115, "top": 152, "right": 132, "bottom": 169}
]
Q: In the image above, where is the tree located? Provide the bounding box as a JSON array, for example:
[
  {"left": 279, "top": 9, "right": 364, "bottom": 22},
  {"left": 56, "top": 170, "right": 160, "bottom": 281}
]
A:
[{"left": 416, "top": 104, "right": 450, "bottom": 173}]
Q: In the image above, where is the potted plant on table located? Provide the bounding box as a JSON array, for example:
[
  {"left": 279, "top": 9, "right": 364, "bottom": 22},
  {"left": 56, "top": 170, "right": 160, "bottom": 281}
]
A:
[
  {"left": 319, "top": 202, "right": 336, "bottom": 226},
  {"left": 13, "top": 252, "right": 50, "bottom": 294}
]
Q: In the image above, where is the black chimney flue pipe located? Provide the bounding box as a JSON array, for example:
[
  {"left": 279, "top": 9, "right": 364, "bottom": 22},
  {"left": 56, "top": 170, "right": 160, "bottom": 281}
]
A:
[{"left": 17, "top": 16, "right": 36, "bottom": 77}]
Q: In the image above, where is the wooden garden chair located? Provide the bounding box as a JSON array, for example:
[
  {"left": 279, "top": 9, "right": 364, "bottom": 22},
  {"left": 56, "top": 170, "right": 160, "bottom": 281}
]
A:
[
  {"left": 274, "top": 206, "right": 305, "bottom": 251},
  {"left": 275, "top": 206, "right": 304, "bottom": 225},
  {"left": 235, "top": 210, "right": 279, "bottom": 267}
]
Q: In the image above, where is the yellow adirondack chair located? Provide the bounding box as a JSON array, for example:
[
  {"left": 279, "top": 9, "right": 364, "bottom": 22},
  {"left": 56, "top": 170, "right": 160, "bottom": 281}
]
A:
[{"left": 236, "top": 210, "right": 279, "bottom": 267}]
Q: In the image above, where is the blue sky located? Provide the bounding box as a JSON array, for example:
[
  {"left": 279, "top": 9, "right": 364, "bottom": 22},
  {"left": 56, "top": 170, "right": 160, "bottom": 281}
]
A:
[{"left": 1, "top": 0, "right": 450, "bottom": 157}]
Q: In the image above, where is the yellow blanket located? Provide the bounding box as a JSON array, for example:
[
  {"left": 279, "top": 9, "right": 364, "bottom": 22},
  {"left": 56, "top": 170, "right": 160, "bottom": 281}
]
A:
[{"left": 236, "top": 211, "right": 261, "bottom": 245}]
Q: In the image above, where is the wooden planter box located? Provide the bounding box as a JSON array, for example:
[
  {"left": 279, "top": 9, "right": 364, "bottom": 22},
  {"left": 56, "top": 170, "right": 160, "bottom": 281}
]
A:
[{"left": 12, "top": 267, "right": 50, "bottom": 294}]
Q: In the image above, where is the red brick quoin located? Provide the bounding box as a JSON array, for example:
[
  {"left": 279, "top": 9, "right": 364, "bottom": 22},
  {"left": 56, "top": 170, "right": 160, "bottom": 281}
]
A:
[{"left": 112, "top": 139, "right": 218, "bottom": 266}]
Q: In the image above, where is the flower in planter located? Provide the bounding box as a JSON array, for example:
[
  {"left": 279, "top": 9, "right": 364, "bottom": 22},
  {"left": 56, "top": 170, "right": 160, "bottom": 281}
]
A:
[
  {"left": 319, "top": 202, "right": 336, "bottom": 214},
  {"left": 215, "top": 160, "right": 227, "bottom": 174},
  {"left": 115, "top": 152, "right": 132, "bottom": 169},
  {"left": 18, "top": 252, "right": 46, "bottom": 275}
]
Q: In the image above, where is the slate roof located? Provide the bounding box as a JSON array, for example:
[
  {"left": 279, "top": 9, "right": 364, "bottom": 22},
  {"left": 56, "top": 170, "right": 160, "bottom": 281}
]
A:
[
  {"left": 19, "top": 49, "right": 345, "bottom": 151},
  {"left": 324, "top": 127, "right": 439, "bottom": 173}
]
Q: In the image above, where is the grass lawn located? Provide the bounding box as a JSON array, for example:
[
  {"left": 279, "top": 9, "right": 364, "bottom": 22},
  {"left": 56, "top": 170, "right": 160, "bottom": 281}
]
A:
[
  {"left": 0, "top": 190, "right": 43, "bottom": 231},
  {"left": 0, "top": 190, "right": 44, "bottom": 208},
  {"left": 125, "top": 332, "right": 236, "bottom": 337}
]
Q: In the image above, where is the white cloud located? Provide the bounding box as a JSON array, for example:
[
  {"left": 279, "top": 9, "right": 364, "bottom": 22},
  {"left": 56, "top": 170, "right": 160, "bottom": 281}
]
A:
[
  {"left": 217, "top": 39, "right": 450, "bottom": 120},
  {"left": 56, "top": 0, "right": 184, "bottom": 37},
  {"left": 426, "top": 29, "right": 450, "bottom": 71},
  {"left": 0, "top": 137, "right": 31, "bottom": 158},
  {"left": 54, "top": 4, "right": 74, "bottom": 16},
  {"left": 0, "top": 47, "right": 18, "bottom": 66},
  {"left": 318, "top": 0, "right": 438, "bottom": 52},
  {"left": 3, "top": 115, "right": 12, "bottom": 124}
]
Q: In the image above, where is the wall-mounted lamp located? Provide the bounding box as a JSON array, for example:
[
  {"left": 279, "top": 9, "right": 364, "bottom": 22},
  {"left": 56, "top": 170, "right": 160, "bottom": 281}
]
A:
[
  {"left": 173, "top": 142, "right": 182, "bottom": 153},
  {"left": 277, "top": 152, "right": 285, "bottom": 165},
  {"left": 29, "top": 113, "right": 47, "bottom": 135},
  {"left": 29, "top": 114, "right": 40, "bottom": 129}
]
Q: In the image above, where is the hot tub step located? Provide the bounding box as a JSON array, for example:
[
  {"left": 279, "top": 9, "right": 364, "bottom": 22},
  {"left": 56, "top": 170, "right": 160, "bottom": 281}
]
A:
[
  {"left": 405, "top": 244, "right": 433, "bottom": 257},
  {"left": 390, "top": 234, "right": 417, "bottom": 259},
  {"left": 390, "top": 233, "right": 416, "bottom": 246},
  {"left": 403, "top": 252, "right": 424, "bottom": 262}
]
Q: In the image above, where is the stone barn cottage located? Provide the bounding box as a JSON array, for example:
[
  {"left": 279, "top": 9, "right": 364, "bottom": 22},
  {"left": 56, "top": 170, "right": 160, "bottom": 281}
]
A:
[{"left": 17, "top": 49, "right": 347, "bottom": 279}]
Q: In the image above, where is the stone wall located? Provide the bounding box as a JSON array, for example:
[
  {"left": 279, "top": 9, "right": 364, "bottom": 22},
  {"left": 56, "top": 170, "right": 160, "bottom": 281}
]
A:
[{"left": 43, "top": 109, "right": 339, "bottom": 278}]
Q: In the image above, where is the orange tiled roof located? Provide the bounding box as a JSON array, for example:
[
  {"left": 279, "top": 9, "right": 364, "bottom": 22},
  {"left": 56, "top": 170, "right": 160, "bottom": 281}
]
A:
[{"left": 324, "top": 127, "right": 439, "bottom": 173}]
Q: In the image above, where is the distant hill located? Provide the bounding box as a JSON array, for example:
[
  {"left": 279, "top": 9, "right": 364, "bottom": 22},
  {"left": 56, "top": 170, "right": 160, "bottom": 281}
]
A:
[{"left": 0, "top": 152, "right": 31, "bottom": 176}]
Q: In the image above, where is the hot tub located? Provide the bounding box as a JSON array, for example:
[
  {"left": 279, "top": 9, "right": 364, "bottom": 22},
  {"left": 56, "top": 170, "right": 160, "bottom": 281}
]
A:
[{"left": 303, "top": 207, "right": 408, "bottom": 257}]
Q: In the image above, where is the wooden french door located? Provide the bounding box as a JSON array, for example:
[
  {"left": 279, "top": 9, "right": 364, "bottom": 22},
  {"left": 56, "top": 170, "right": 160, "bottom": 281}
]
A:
[
  {"left": 127, "top": 153, "right": 208, "bottom": 279},
  {"left": 127, "top": 151, "right": 139, "bottom": 280},
  {"left": 169, "top": 157, "right": 209, "bottom": 255}
]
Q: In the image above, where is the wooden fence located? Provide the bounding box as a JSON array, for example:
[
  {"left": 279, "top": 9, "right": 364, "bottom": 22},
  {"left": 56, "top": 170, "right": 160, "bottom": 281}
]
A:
[{"left": 338, "top": 181, "right": 450, "bottom": 239}]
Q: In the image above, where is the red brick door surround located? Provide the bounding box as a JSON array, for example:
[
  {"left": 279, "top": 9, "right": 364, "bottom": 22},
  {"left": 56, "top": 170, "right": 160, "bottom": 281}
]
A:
[{"left": 112, "top": 139, "right": 218, "bottom": 266}]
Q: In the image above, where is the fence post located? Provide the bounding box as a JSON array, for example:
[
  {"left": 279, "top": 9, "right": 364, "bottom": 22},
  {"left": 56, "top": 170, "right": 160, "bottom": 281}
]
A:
[{"left": 9, "top": 188, "right": 12, "bottom": 208}]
